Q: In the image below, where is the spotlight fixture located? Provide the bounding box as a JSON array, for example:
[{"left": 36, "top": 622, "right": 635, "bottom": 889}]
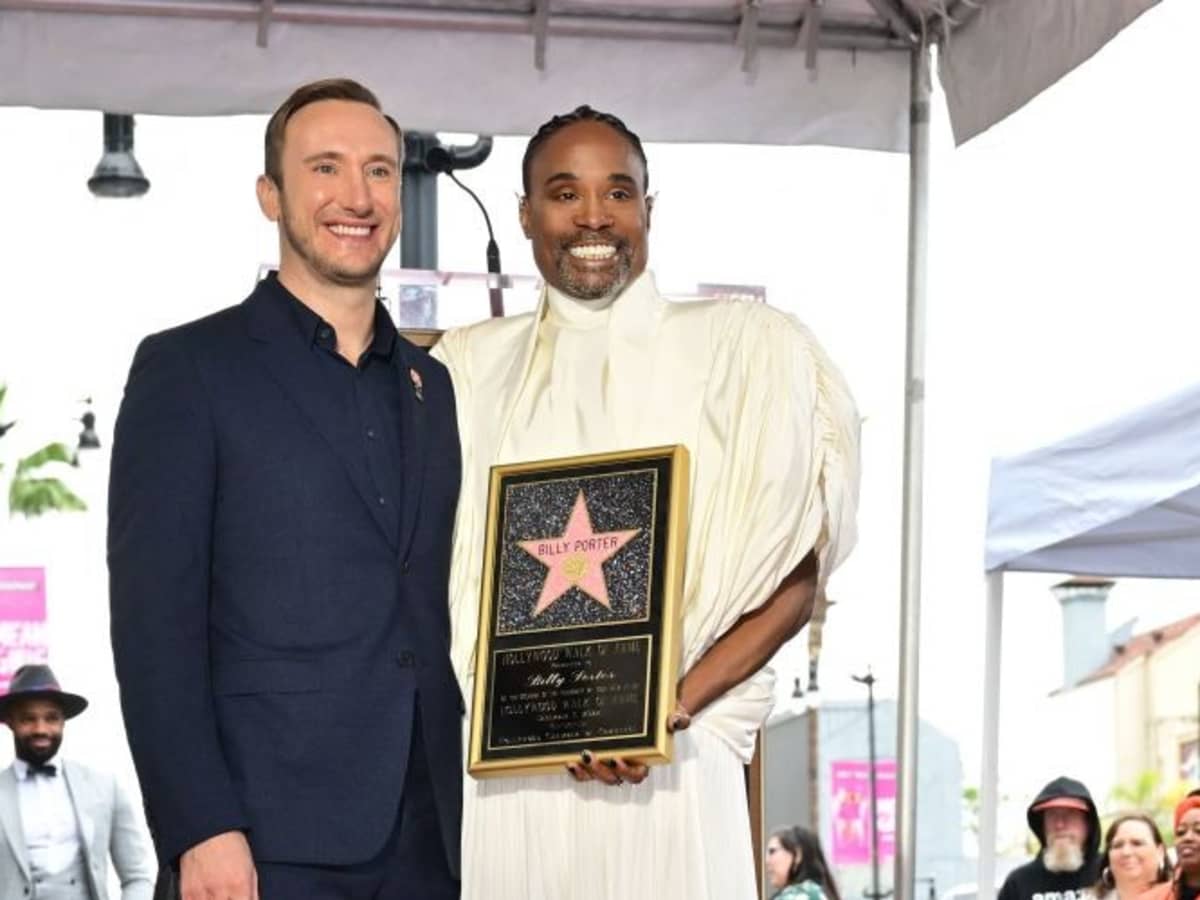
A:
[{"left": 87, "top": 113, "right": 150, "bottom": 198}]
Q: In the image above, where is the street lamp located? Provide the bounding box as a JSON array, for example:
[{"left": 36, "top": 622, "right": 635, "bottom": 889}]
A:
[{"left": 853, "top": 670, "right": 888, "bottom": 900}]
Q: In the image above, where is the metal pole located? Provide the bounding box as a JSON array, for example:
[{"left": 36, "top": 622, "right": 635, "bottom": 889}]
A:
[
  {"left": 852, "top": 672, "right": 883, "bottom": 898},
  {"left": 808, "top": 699, "right": 821, "bottom": 831},
  {"left": 401, "top": 132, "right": 440, "bottom": 270},
  {"left": 857, "top": 672, "right": 882, "bottom": 900},
  {"left": 894, "top": 41, "right": 931, "bottom": 900},
  {"left": 978, "top": 571, "right": 1005, "bottom": 900}
]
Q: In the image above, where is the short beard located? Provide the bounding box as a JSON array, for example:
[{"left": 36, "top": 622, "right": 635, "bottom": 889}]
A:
[
  {"left": 1043, "top": 838, "right": 1085, "bottom": 873},
  {"left": 279, "top": 196, "right": 384, "bottom": 288},
  {"left": 14, "top": 733, "right": 61, "bottom": 767},
  {"left": 553, "top": 238, "right": 633, "bottom": 302}
]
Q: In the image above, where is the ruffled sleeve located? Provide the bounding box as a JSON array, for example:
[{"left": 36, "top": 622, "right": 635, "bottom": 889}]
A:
[
  {"left": 676, "top": 301, "right": 860, "bottom": 760},
  {"left": 679, "top": 302, "right": 860, "bottom": 666}
]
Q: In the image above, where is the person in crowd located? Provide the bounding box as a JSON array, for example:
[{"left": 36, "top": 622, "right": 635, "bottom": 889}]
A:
[
  {"left": 432, "top": 104, "right": 859, "bottom": 900},
  {"left": 997, "top": 776, "right": 1102, "bottom": 900},
  {"left": 765, "top": 826, "right": 843, "bottom": 900},
  {"left": 1092, "top": 813, "right": 1171, "bottom": 900},
  {"left": 0, "top": 664, "right": 153, "bottom": 900},
  {"left": 108, "top": 78, "right": 462, "bottom": 900},
  {"left": 1138, "top": 795, "right": 1200, "bottom": 900}
]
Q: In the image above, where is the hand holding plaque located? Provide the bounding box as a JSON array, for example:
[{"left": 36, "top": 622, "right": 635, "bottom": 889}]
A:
[{"left": 468, "top": 445, "right": 688, "bottom": 778}]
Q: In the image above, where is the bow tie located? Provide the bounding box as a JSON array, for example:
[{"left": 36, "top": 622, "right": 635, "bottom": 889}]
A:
[{"left": 26, "top": 763, "right": 57, "bottom": 778}]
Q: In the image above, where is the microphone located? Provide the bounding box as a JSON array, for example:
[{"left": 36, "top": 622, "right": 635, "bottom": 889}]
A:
[{"left": 425, "top": 141, "right": 505, "bottom": 318}]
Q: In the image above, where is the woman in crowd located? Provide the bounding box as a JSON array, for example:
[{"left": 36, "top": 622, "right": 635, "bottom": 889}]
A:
[
  {"left": 1092, "top": 813, "right": 1171, "bottom": 900},
  {"left": 1139, "top": 795, "right": 1200, "bottom": 900},
  {"left": 765, "top": 826, "right": 842, "bottom": 900}
]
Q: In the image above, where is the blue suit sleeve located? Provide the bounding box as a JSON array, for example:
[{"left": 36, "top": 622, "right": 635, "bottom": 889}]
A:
[{"left": 108, "top": 332, "right": 248, "bottom": 864}]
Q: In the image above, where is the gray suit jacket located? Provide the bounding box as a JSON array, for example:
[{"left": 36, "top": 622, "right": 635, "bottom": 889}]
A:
[{"left": 0, "top": 760, "right": 154, "bottom": 900}]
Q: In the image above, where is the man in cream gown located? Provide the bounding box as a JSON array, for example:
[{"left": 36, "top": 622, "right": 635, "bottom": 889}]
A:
[{"left": 432, "top": 106, "right": 860, "bottom": 900}]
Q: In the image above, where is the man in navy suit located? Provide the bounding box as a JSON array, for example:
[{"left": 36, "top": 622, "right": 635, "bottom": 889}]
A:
[{"left": 108, "top": 79, "right": 462, "bottom": 900}]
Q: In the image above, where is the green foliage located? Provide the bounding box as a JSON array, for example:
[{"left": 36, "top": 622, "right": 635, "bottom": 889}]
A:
[
  {"left": 1107, "top": 770, "right": 1191, "bottom": 846},
  {"left": 0, "top": 384, "right": 88, "bottom": 518}
]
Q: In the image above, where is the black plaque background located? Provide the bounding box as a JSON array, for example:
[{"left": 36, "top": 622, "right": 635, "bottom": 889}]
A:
[{"left": 480, "top": 454, "right": 674, "bottom": 762}]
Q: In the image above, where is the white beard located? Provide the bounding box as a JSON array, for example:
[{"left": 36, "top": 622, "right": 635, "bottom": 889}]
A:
[{"left": 1042, "top": 838, "right": 1085, "bottom": 873}]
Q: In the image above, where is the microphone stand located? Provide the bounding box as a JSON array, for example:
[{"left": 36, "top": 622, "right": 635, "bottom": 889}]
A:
[{"left": 425, "top": 139, "right": 505, "bottom": 318}]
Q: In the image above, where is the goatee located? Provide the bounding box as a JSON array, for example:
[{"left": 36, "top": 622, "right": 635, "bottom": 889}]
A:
[
  {"left": 554, "top": 233, "right": 633, "bottom": 302},
  {"left": 14, "top": 733, "right": 61, "bottom": 767}
]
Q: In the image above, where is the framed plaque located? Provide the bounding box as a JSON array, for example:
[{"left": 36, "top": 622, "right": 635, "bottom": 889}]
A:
[{"left": 468, "top": 445, "right": 689, "bottom": 778}]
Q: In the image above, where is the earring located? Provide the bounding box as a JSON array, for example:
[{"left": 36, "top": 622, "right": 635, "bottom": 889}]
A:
[{"left": 1101, "top": 866, "right": 1114, "bottom": 889}]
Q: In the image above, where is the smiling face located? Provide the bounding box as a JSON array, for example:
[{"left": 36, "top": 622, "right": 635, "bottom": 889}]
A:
[
  {"left": 519, "top": 119, "right": 651, "bottom": 302},
  {"left": 5, "top": 697, "right": 65, "bottom": 766},
  {"left": 1106, "top": 818, "right": 1162, "bottom": 892},
  {"left": 257, "top": 98, "right": 401, "bottom": 293},
  {"left": 1178, "top": 808, "right": 1200, "bottom": 879},
  {"left": 765, "top": 835, "right": 796, "bottom": 890}
]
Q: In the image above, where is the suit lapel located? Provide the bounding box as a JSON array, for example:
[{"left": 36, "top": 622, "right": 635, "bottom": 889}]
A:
[
  {"left": 0, "top": 767, "right": 31, "bottom": 881},
  {"left": 61, "top": 762, "right": 96, "bottom": 860},
  {"left": 244, "top": 283, "right": 396, "bottom": 544},
  {"left": 395, "top": 344, "right": 429, "bottom": 562}
]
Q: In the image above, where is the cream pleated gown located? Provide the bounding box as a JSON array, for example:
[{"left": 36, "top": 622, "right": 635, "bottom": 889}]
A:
[{"left": 431, "top": 272, "right": 860, "bottom": 900}]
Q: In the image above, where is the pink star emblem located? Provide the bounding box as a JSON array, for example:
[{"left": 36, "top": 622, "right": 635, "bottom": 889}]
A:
[{"left": 518, "top": 490, "right": 641, "bottom": 617}]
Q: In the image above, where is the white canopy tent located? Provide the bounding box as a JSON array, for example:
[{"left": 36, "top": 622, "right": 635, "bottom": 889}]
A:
[
  {"left": 0, "top": 0, "right": 1158, "bottom": 151},
  {"left": 983, "top": 381, "right": 1200, "bottom": 897},
  {"left": 0, "top": 1, "right": 1166, "bottom": 898}
]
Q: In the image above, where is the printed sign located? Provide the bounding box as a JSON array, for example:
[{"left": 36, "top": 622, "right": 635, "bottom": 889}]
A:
[
  {"left": 0, "top": 567, "right": 48, "bottom": 691},
  {"left": 831, "top": 759, "right": 897, "bottom": 865}
]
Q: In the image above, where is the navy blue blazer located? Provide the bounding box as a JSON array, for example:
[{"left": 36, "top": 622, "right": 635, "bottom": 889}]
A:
[{"left": 107, "top": 277, "right": 463, "bottom": 874}]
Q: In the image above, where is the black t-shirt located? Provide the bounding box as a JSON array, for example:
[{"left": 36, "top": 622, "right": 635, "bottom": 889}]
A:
[{"left": 997, "top": 858, "right": 1098, "bottom": 900}]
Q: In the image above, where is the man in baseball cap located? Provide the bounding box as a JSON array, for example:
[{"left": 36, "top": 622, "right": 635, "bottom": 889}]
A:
[
  {"left": 997, "top": 776, "right": 1102, "bottom": 900},
  {"left": 0, "top": 664, "right": 152, "bottom": 900}
]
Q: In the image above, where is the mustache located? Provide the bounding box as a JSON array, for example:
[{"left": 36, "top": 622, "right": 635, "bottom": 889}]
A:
[{"left": 556, "top": 232, "right": 630, "bottom": 252}]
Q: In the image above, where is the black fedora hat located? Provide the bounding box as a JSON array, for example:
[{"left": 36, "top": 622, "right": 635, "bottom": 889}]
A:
[{"left": 0, "top": 664, "right": 88, "bottom": 720}]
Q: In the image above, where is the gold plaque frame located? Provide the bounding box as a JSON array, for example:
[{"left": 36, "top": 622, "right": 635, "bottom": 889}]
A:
[{"left": 468, "top": 445, "right": 689, "bottom": 778}]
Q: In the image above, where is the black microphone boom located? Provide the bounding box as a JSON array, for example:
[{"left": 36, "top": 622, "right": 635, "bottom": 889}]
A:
[{"left": 424, "top": 138, "right": 505, "bottom": 318}]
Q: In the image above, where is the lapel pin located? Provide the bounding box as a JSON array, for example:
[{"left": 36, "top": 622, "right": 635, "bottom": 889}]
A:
[{"left": 409, "top": 367, "right": 424, "bottom": 403}]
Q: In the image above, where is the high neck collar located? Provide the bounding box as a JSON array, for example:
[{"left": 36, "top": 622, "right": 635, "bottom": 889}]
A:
[{"left": 544, "top": 270, "right": 656, "bottom": 330}]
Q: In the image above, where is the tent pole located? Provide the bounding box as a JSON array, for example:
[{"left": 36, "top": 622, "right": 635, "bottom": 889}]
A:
[
  {"left": 895, "top": 40, "right": 931, "bottom": 900},
  {"left": 978, "top": 571, "right": 1005, "bottom": 900}
]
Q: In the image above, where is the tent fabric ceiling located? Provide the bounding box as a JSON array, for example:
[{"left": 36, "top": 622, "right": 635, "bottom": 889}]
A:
[
  {"left": 938, "top": 0, "right": 1159, "bottom": 144},
  {"left": 0, "top": 0, "right": 1162, "bottom": 150},
  {"left": 985, "top": 381, "right": 1200, "bottom": 578}
]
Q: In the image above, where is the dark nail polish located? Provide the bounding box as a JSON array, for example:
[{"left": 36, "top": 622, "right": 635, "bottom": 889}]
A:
[
  {"left": 581, "top": 750, "right": 593, "bottom": 764},
  {"left": 602, "top": 759, "right": 617, "bottom": 769}
]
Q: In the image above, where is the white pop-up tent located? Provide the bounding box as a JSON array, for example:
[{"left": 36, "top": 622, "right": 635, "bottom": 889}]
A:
[
  {"left": 982, "top": 381, "right": 1200, "bottom": 895},
  {"left": 0, "top": 0, "right": 1159, "bottom": 151},
  {"left": 0, "top": 1, "right": 1167, "bottom": 898}
]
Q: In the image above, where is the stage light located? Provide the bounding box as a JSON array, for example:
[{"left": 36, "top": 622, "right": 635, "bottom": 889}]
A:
[{"left": 87, "top": 113, "right": 150, "bottom": 198}]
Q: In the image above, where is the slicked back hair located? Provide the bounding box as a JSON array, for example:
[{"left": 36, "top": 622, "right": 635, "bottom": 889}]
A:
[
  {"left": 521, "top": 105, "right": 649, "bottom": 195},
  {"left": 264, "top": 78, "right": 403, "bottom": 186}
]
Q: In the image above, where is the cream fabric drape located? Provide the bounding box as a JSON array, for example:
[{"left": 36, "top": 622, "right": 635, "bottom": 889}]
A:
[{"left": 432, "top": 272, "right": 859, "bottom": 900}]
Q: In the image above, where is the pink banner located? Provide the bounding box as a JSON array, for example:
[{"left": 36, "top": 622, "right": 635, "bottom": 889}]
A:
[
  {"left": 830, "top": 759, "right": 897, "bottom": 865},
  {"left": 0, "top": 567, "right": 48, "bottom": 692}
]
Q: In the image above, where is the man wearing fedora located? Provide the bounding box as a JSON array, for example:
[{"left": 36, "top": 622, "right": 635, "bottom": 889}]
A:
[{"left": 0, "top": 664, "right": 153, "bottom": 900}]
